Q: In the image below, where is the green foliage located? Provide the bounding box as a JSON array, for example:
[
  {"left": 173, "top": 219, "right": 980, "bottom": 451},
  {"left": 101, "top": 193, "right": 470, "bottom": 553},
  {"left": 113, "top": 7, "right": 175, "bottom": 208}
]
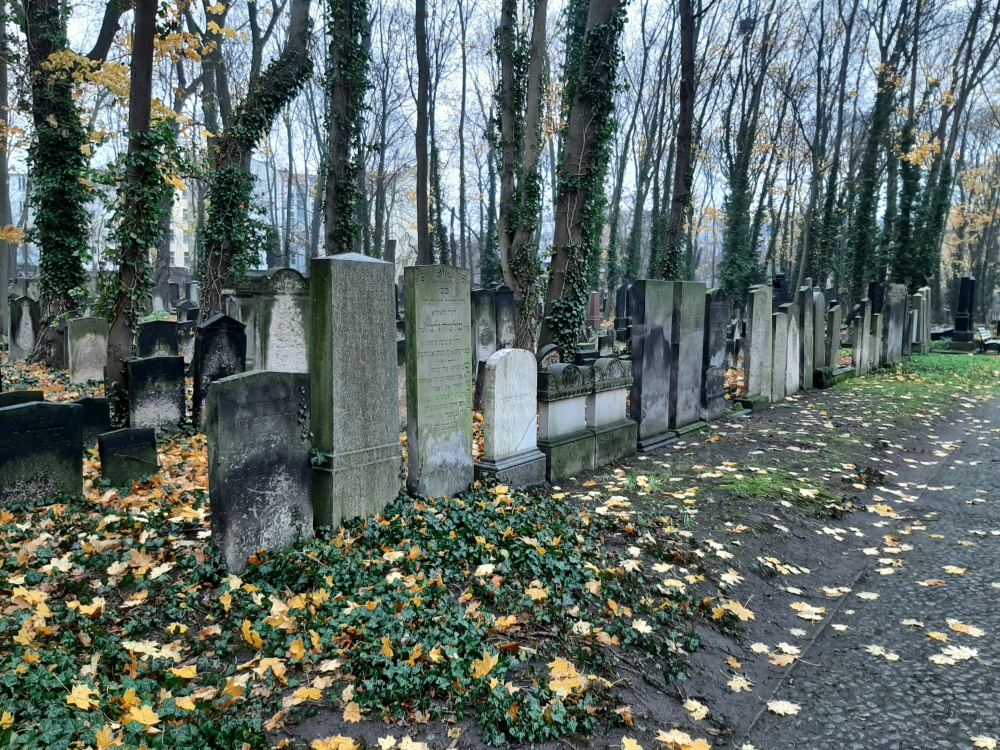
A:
[{"left": 718, "top": 167, "right": 758, "bottom": 306}]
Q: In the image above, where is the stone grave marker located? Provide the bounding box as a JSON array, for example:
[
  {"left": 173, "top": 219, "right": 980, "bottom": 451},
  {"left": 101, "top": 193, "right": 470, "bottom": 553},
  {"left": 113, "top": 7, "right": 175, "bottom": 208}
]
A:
[
  {"left": 495, "top": 285, "right": 516, "bottom": 349},
  {"left": 471, "top": 288, "right": 497, "bottom": 374},
  {"left": 702, "top": 289, "right": 729, "bottom": 421},
  {"left": 538, "top": 363, "right": 595, "bottom": 482},
  {"left": 784, "top": 302, "right": 801, "bottom": 393},
  {"left": 770, "top": 309, "right": 789, "bottom": 402},
  {"left": 919, "top": 286, "right": 932, "bottom": 353},
  {"left": 475, "top": 349, "right": 546, "bottom": 487},
  {"left": 258, "top": 268, "right": 309, "bottom": 373},
  {"left": 1, "top": 401, "right": 83, "bottom": 505},
  {"left": 0, "top": 390, "right": 44, "bottom": 409},
  {"left": 67, "top": 317, "right": 109, "bottom": 383},
  {"left": 311, "top": 254, "right": 401, "bottom": 526},
  {"left": 614, "top": 283, "right": 632, "bottom": 341},
  {"left": 176, "top": 301, "right": 199, "bottom": 323},
  {"left": 952, "top": 276, "right": 976, "bottom": 350},
  {"left": 193, "top": 314, "right": 246, "bottom": 426},
  {"left": 138, "top": 320, "right": 179, "bottom": 357},
  {"left": 128, "top": 356, "right": 186, "bottom": 430},
  {"left": 405, "top": 266, "right": 473, "bottom": 497},
  {"left": 796, "top": 288, "right": 813, "bottom": 390},
  {"left": 872, "top": 312, "right": 884, "bottom": 368},
  {"left": 629, "top": 279, "right": 674, "bottom": 449},
  {"left": 884, "top": 283, "right": 907, "bottom": 364},
  {"left": 743, "top": 285, "right": 773, "bottom": 403},
  {"left": 588, "top": 357, "right": 637, "bottom": 465},
  {"left": 812, "top": 289, "right": 827, "bottom": 369},
  {"left": 670, "top": 281, "right": 707, "bottom": 430},
  {"left": 177, "top": 321, "right": 195, "bottom": 364},
  {"left": 75, "top": 396, "right": 111, "bottom": 445},
  {"left": 98, "top": 428, "right": 158, "bottom": 486},
  {"left": 826, "top": 304, "right": 842, "bottom": 370},
  {"left": 208, "top": 371, "right": 312, "bottom": 572},
  {"left": 587, "top": 290, "right": 602, "bottom": 329},
  {"left": 9, "top": 296, "right": 40, "bottom": 361}
]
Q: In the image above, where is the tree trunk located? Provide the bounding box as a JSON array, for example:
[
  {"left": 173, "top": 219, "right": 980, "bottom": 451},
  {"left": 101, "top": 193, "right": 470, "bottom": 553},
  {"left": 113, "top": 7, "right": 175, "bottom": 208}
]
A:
[
  {"left": 0, "top": 0, "right": 12, "bottom": 338},
  {"left": 415, "top": 0, "right": 431, "bottom": 264}
]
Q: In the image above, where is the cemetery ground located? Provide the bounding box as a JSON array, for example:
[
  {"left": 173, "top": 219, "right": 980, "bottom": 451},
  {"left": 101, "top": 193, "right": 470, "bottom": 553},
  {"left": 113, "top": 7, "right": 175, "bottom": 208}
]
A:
[{"left": 1, "top": 353, "right": 998, "bottom": 750}]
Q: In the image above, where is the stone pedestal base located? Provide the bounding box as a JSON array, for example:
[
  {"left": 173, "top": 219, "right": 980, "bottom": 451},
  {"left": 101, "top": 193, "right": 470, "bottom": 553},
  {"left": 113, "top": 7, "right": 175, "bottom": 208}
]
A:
[
  {"left": 637, "top": 430, "right": 678, "bottom": 451},
  {"left": 672, "top": 421, "right": 708, "bottom": 437},
  {"left": 950, "top": 341, "right": 976, "bottom": 352},
  {"left": 813, "top": 367, "right": 836, "bottom": 389},
  {"left": 475, "top": 449, "right": 547, "bottom": 488},
  {"left": 739, "top": 395, "right": 770, "bottom": 412},
  {"left": 594, "top": 420, "right": 637, "bottom": 465},
  {"left": 538, "top": 430, "right": 596, "bottom": 482}
]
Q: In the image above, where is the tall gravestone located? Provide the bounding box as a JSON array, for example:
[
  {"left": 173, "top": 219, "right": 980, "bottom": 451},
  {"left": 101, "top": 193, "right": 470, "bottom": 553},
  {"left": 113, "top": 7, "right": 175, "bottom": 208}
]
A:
[
  {"left": 919, "top": 286, "right": 932, "bottom": 353},
  {"left": 311, "top": 254, "right": 401, "bottom": 526},
  {"left": 629, "top": 280, "right": 674, "bottom": 449},
  {"left": 614, "top": 283, "right": 631, "bottom": 341},
  {"left": 405, "top": 266, "right": 474, "bottom": 497},
  {"left": 193, "top": 314, "right": 246, "bottom": 426},
  {"left": 770, "top": 309, "right": 789, "bottom": 402},
  {"left": 258, "top": 268, "right": 309, "bottom": 373},
  {"left": 9, "top": 296, "right": 40, "bottom": 361},
  {"left": 826, "top": 305, "right": 842, "bottom": 370},
  {"left": 872, "top": 312, "right": 884, "bottom": 367},
  {"left": 588, "top": 357, "right": 636, "bottom": 465},
  {"left": 952, "top": 276, "right": 976, "bottom": 350},
  {"left": 670, "top": 281, "right": 707, "bottom": 430},
  {"left": 743, "top": 285, "right": 773, "bottom": 403},
  {"left": 812, "top": 289, "right": 827, "bottom": 369},
  {"left": 702, "top": 289, "right": 729, "bottom": 422},
  {"left": 67, "top": 317, "right": 109, "bottom": 384},
  {"left": 138, "top": 320, "right": 179, "bottom": 357},
  {"left": 494, "top": 285, "right": 517, "bottom": 349},
  {"left": 128, "top": 356, "right": 186, "bottom": 430},
  {"left": 853, "top": 300, "right": 871, "bottom": 375},
  {"left": 475, "top": 349, "right": 545, "bottom": 487},
  {"left": 471, "top": 288, "right": 497, "bottom": 374},
  {"left": 208, "top": 371, "right": 313, "bottom": 572},
  {"left": 784, "top": 302, "right": 801, "bottom": 393},
  {"left": 910, "top": 292, "right": 924, "bottom": 351},
  {"left": 796, "top": 289, "right": 813, "bottom": 391},
  {"left": 1, "top": 402, "right": 83, "bottom": 505},
  {"left": 587, "top": 291, "right": 602, "bottom": 330},
  {"left": 884, "top": 283, "right": 907, "bottom": 364}
]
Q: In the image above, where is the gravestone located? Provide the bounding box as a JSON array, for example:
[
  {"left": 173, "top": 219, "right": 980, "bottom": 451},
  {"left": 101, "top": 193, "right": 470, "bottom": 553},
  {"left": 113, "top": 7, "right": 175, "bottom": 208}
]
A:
[
  {"left": 193, "top": 314, "right": 246, "bottom": 426},
  {"left": 614, "top": 283, "right": 631, "bottom": 341},
  {"left": 471, "top": 288, "right": 498, "bottom": 373},
  {"left": 872, "top": 312, "right": 884, "bottom": 368},
  {"left": 588, "top": 357, "right": 636, "bottom": 466},
  {"left": 176, "top": 301, "right": 199, "bottom": 323},
  {"left": 796, "top": 288, "right": 813, "bottom": 391},
  {"left": 138, "top": 320, "right": 179, "bottom": 357},
  {"left": 538, "top": 363, "right": 595, "bottom": 481},
  {"left": 75, "top": 396, "right": 111, "bottom": 445},
  {"left": 743, "top": 285, "right": 773, "bottom": 402},
  {"left": 910, "top": 293, "right": 924, "bottom": 350},
  {"left": 598, "top": 330, "right": 615, "bottom": 356},
  {"left": 494, "top": 285, "right": 516, "bottom": 349},
  {"left": 853, "top": 300, "right": 871, "bottom": 375},
  {"left": 405, "top": 266, "right": 473, "bottom": 497},
  {"left": 98, "top": 428, "right": 158, "bottom": 486},
  {"left": 702, "top": 289, "right": 729, "bottom": 422},
  {"left": 67, "top": 317, "right": 109, "bottom": 384},
  {"left": 772, "top": 273, "right": 789, "bottom": 305},
  {"left": 177, "top": 321, "right": 196, "bottom": 364},
  {"left": 258, "top": 268, "right": 309, "bottom": 373},
  {"left": 207, "top": 371, "right": 312, "bottom": 572},
  {"left": 629, "top": 280, "right": 674, "bottom": 449},
  {"left": 186, "top": 281, "right": 201, "bottom": 304},
  {"left": 9, "top": 296, "right": 40, "bottom": 361},
  {"left": 670, "top": 281, "right": 707, "bottom": 430},
  {"left": 0, "top": 390, "right": 44, "bottom": 409},
  {"left": 1, "top": 402, "right": 83, "bottom": 505},
  {"left": 536, "top": 344, "right": 561, "bottom": 370},
  {"left": 952, "top": 276, "right": 976, "bottom": 350},
  {"left": 128, "top": 356, "right": 186, "bottom": 430},
  {"left": 587, "top": 290, "right": 602, "bottom": 329},
  {"left": 784, "top": 302, "right": 801, "bottom": 393},
  {"left": 475, "top": 349, "right": 546, "bottom": 487},
  {"left": 168, "top": 282, "right": 181, "bottom": 305},
  {"left": 919, "top": 286, "right": 932, "bottom": 353},
  {"left": 311, "top": 253, "right": 401, "bottom": 526},
  {"left": 770, "top": 310, "right": 789, "bottom": 402},
  {"left": 812, "top": 289, "right": 827, "bottom": 369},
  {"left": 826, "top": 305, "right": 842, "bottom": 370},
  {"left": 884, "top": 284, "right": 907, "bottom": 364}
]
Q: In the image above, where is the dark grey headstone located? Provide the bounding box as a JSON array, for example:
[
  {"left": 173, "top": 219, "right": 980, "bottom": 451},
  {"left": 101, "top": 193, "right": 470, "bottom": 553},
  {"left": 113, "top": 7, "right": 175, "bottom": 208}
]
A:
[
  {"left": 954, "top": 276, "right": 976, "bottom": 344},
  {"left": 9, "top": 296, "right": 40, "bottom": 361},
  {"left": 629, "top": 280, "right": 673, "bottom": 449},
  {"left": 193, "top": 314, "right": 246, "bottom": 427},
  {"left": 138, "top": 320, "right": 179, "bottom": 357},
  {"left": 98, "top": 428, "right": 158, "bottom": 486},
  {"left": 494, "top": 285, "right": 516, "bottom": 349},
  {"left": 208, "top": 371, "right": 312, "bottom": 572},
  {"left": 0, "top": 390, "right": 44, "bottom": 409},
  {"left": 702, "top": 290, "right": 729, "bottom": 421},
  {"left": 471, "top": 288, "right": 498, "bottom": 370},
  {"left": 75, "top": 396, "right": 111, "bottom": 445},
  {"left": 1, "top": 402, "right": 83, "bottom": 505},
  {"left": 128, "top": 356, "right": 186, "bottom": 430}
]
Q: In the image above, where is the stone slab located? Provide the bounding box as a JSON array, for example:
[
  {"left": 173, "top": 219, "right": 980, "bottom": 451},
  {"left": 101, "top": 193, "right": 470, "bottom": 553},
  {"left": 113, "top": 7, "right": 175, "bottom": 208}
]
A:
[{"left": 98, "top": 427, "right": 158, "bottom": 487}]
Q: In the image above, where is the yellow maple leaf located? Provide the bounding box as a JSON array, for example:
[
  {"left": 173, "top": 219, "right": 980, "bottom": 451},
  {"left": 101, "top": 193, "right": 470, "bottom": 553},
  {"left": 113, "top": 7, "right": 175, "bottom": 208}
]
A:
[
  {"left": 381, "top": 636, "right": 394, "bottom": 659},
  {"left": 66, "top": 683, "right": 99, "bottom": 711},
  {"left": 312, "top": 737, "right": 359, "bottom": 750},
  {"left": 169, "top": 665, "right": 197, "bottom": 679},
  {"left": 343, "top": 700, "right": 362, "bottom": 723},
  {"left": 241, "top": 619, "right": 263, "bottom": 650},
  {"left": 95, "top": 725, "right": 123, "bottom": 750},
  {"left": 127, "top": 704, "right": 160, "bottom": 729},
  {"left": 471, "top": 650, "right": 499, "bottom": 679},
  {"left": 289, "top": 639, "right": 306, "bottom": 661},
  {"left": 547, "top": 657, "right": 587, "bottom": 698},
  {"left": 0, "top": 712, "right": 13, "bottom": 729},
  {"left": 174, "top": 696, "right": 197, "bottom": 711},
  {"left": 622, "top": 739, "right": 644, "bottom": 750}
]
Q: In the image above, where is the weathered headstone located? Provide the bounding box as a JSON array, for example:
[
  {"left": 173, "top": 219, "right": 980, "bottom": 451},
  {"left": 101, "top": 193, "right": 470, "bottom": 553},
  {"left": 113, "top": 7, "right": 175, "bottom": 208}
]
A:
[
  {"left": 138, "top": 320, "right": 179, "bottom": 357},
  {"left": 186, "top": 281, "right": 201, "bottom": 304},
  {"left": 9, "top": 296, "right": 40, "bottom": 361},
  {"left": 176, "top": 301, "right": 199, "bottom": 323},
  {"left": 629, "top": 280, "right": 674, "bottom": 449},
  {"left": 494, "top": 285, "right": 516, "bottom": 349},
  {"left": 75, "top": 396, "right": 111, "bottom": 445},
  {"left": 952, "top": 276, "right": 976, "bottom": 350},
  {"left": 258, "top": 268, "right": 309, "bottom": 373},
  {"left": 784, "top": 302, "right": 801, "bottom": 393},
  {"left": 310, "top": 254, "right": 401, "bottom": 526},
  {"left": 128, "top": 356, "right": 186, "bottom": 430},
  {"left": 614, "top": 283, "right": 631, "bottom": 341},
  {"left": 670, "top": 281, "right": 707, "bottom": 430},
  {"left": 743, "top": 285, "right": 773, "bottom": 402},
  {"left": 538, "top": 363, "right": 595, "bottom": 481},
  {"left": 884, "top": 283, "right": 907, "bottom": 364},
  {"left": 919, "top": 286, "right": 932, "bottom": 353},
  {"left": 772, "top": 273, "right": 789, "bottom": 305},
  {"left": 589, "top": 357, "right": 636, "bottom": 466},
  {"left": 812, "top": 289, "right": 827, "bottom": 369},
  {"left": 207, "top": 371, "right": 312, "bottom": 572},
  {"left": 770, "top": 309, "right": 789, "bottom": 402},
  {"left": 872, "top": 312, "right": 884, "bottom": 368},
  {"left": 98, "top": 428, "right": 158, "bottom": 486},
  {"left": 405, "top": 266, "right": 473, "bottom": 497},
  {"left": 536, "top": 344, "right": 561, "bottom": 370},
  {"left": 1, "top": 402, "right": 83, "bottom": 505},
  {"left": 0, "top": 390, "right": 44, "bottom": 409},
  {"left": 853, "top": 300, "right": 871, "bottom": 375},
  {"left": 471, "top": 288, "right": 498, "bottom": 373},
  {"left": 193, "top": 314, "right": 246, "bottom": 426},
  {"left": 826, "top": 304, "right": 842, "bottom": 370},
  {"left": 66, "top": 317, "right": 108, "bottom": 384},
  {"left": 702, "top": 289, "right": 729, "bottom": 422},
  {"left": 587, "top": 290, "right": 602, "bottom": 330},
  {"left": 910, "top": 293, "right": 924, "bottom": 349},
  {"left": 475, "top": 349, "right": 546, "bottom": 487},
  {"left": 796, "top": 289, "right": 813, "bottom": 391}
]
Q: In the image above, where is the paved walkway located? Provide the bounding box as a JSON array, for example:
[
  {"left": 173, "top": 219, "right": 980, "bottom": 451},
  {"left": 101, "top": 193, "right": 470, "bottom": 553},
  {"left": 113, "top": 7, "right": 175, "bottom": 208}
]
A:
[{"left": 745, "top": 399, "right": 1000, "bottom": 750}]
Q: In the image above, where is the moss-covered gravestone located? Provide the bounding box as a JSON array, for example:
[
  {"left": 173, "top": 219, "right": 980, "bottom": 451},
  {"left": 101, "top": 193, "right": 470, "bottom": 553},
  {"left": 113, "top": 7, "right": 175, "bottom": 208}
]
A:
[
  {"left": 193, "top": 314, "right": 246, "bottom": 426},
  {"left": 9, "top": 296, "right": 40, "bottom": 362},
  {"left": 138, "top": 320, "right": 179, "bottom": 357},
  {"left": 669, "top": 281, "right": 707, "bottom": 430},
  {"left": 629, "top": 280, "right": 674, "bottom": 450},
  {"left": 67, "top": 317, "right": 109, "bottom": 384},
  {"left": 1, "top": 401, "right": 83, "bottom": 505},
  {"left": 98, "top": 428, "right": 158, "bottom": 487},
  {"left": 743, "top": 284, "right": 773, "bottom": 404},
  {"left": 128, "top": 356, "right": 186, "bottom": 430},
  {"left": 701, "top": 290, "right": 729, "bottom": 422},
  {"left": 259, "top": 268, "right": 309, "bottom": 373},
  {"left": 587, "top": 357, "right": 636, "bottom": 466},
  {"left": 538, "top": 363, "right": 595, "bottom": 482}
]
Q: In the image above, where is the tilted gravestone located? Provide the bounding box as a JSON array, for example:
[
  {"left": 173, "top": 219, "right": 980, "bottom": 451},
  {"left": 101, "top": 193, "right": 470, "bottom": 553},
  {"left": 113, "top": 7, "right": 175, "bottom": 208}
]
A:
[
  {"left": 75, "top": 396, "right": 111, "bottom": 445},
  {"left": 538, "top": 363, "right": 595, "bottom": 482},
  {"left": 670, "top": 281, "right": 707, "bottom": 430},
  {"left": 207, "top": 371, "right": 312, "bottom": 572},
  {"left": 99, "top": 428, "right": 158, "bottom": 487},
  {"left": 258, "top": 268, "right": 309, "bottom": 373},
  {"left": 743, "top": 285, "right": 772, "bottom": 403},
  {"left": 494, "top": 285, "right": 517, "bottom": 349},
  {"left": 128, "top": 356, "right": 186, "bottom": 430},
  {"left": 0, "top": 390, "right": 44, "bottom": 409},
  {"left": 405, "top": 265, "right": 474, "bottom": 497},
  {"left": 67, "top": 317, "right": 109, "bottom": 384},
  {"left": 193, "top": 314, "right": 246, "bottom": 427},
  {"left": 770, "top": 309, "right": 789, "bottom": 402},
  {"left": 138, "top": 320, "right": 179, "bottom": 357},
  {"left": 475, "top": 348, "right": 546, "bottom": 487},
  {"left": 471, "top": 288, "right": 498, "bottom": 375},
  {"left": 310, "top": 253, "right": 401, "bottom": 527},
  {"left": 9, "top": 296, "right": 40, "bottom": 362},
  {"left": 588, "top": 357, "right": 636, "bottom": 466},
  {"left": 629, "top": 280, "right": 674, "bottom": 449},
  {"left": 702, "top": 289, "right": 729, "bottom": 422},
  {"left": 1, "top": 401, "right": 83, "bottom": 505}
]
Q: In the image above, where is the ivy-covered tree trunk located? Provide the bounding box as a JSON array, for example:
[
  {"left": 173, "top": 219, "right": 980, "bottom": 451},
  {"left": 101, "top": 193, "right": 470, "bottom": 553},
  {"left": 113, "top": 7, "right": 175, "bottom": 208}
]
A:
[
  {"left": 538, "top": 0, "right": 626, "bottom": 356},
  {"left": 0, "top": 0, "right": 13, "bottom": 339},
  {"left": 200, "top": 0, "right": 312, "bottom": 317},
  {"left": 23, "top": 0, "right": 91, "bottom": 364},
  {"left": 103, "top": 0, "right": 158, "bottom": 425},
  {"left": 415, "top": 0, "right": 431, "bottom": 264},
  {"left": 324, "top": 0, "right": 369, "bottom": 256}
]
